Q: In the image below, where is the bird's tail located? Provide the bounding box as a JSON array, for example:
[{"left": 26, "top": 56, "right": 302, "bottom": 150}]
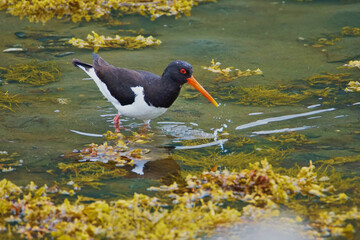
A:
[{"left": 72, "top": 59, "right": 93, "bottom": 71}]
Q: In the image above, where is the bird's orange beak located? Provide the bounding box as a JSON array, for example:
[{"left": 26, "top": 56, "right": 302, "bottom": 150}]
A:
[{"left": 187, "top": 76, "right": 219, "bottom": 107}]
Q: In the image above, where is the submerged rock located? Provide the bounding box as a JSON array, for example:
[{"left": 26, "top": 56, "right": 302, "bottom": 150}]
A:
[{"left": 14, "top": 32, "right": 27, "bottom": 38}]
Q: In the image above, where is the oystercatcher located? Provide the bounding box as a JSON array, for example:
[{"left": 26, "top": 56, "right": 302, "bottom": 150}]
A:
[{"left": 72, "top": 53, "right": 218, "bottom": 130}]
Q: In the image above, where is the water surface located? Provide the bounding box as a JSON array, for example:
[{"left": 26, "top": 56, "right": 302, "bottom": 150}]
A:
[{"left": 0, "top": 0, "right": 359, "bottom": 237}]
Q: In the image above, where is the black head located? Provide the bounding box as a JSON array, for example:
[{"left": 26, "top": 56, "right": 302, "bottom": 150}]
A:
[{"left": 162, "top": 60, "right": 193, "bottom": 85}]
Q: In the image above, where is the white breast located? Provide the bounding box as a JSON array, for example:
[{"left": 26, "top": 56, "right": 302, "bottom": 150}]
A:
[{"left": 78, "top": 66, "right": 167, "bottom": 121}]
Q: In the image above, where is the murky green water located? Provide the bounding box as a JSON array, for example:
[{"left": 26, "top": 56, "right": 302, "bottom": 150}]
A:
[{"left": 0, "top": 0, "right": 360, "bottom": 238}]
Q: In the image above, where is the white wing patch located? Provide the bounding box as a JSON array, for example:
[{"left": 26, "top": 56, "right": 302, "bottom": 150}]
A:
[
  {"left": 123, "top": 86, "right": 168, "bottom": 120},
  {"left": 77, "top": 65, "right": 167, "bottom": 120}
]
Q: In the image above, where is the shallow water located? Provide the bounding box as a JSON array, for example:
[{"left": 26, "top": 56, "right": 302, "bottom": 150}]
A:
[{"left": 0, "top": 0, "right": 360, "bottom": 238}]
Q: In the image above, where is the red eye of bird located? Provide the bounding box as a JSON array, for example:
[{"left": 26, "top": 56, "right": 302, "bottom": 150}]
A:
[{"left": 180, "top": 68, "right": 187, "bottom": 74}]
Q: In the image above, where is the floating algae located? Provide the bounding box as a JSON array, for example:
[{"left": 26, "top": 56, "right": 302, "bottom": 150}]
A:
[
  {"left": 0, "top": 0, "right": 216, "bottom": 23},
  {"left": 306, "top": 72, "right": 352, "bottom": 87},
  {"left": 345, "top": 81, "right": 360, "bottom": 92},
  {"left": 205, "top": 56, "right": 357, "bottom": 107},
  {"left": 0, "top": 180, "right": 241, "bottom": 239},
  {"left": 264, "top": 132, "right": 316, "bottom": 147},
  {"left": 0, "top": 90, "right": 22, "bottom": 111},
  {"left": 235, "top": 85, "right": 306, "bottom": 107},
  {"left": 148, "top": 159, "right": 360, "bottom": 239},
  {"left": 0, "top": 121, "right": 359, "bottom": 239},
  {"left": 68, "top": 31, "right": 161, "bottom": 52},
  {"left": 202, "top": 59, "right": 263, "bottom": 82},
  {"left": 58, "top": 130, "right": 155, "bottom": 188},
  {"left": 1, "top": 157, "right": 359, "bottom": 239},
  {"left": 299, "top": 26, "right": 360, "bottom": 55},
  {"left": 341, "top": 26, "right": 360, "bottom": 36},
  {"left": 0, "top": 151, "right": 23, "bottom": 172},
  {"left": 313, "top": 37, "right": 342, "bottom": 47},
  {"left": 342, "top": 60, "right": 360, "bottom": 92},
  {"left": 302, "top": 87, "right": 333, "bottom": 98},
  {"left": 173, "top": 145, "right": 292, "bottom": 171},
  {"left": 343, "top": 60, "right": 360, "bottom": 69},
  {"left": 315, "top": 155, "right": 360, "bottom": 166},
  {"left": 58, "top": 161, "right": 127, "bottom": 189},
  {"left": 0, "top": 60, "right": 61, "bottom": 86}
]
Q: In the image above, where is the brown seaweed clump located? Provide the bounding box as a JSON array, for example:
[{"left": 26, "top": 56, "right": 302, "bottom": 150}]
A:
[{"left": 0, "top": 60, "right": 61, "bottom": 86}]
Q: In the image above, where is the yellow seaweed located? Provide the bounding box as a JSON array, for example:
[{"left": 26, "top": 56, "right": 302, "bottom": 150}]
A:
[
  {"left": 0, "top": 156, "right": 359, "bottom": 239},
  {"left": 0, "top": 90, "right": 22, "bottom": 112},
  {"left": 264, "top": 132, "right": 316, "bottom": 147},
  {"left": 0, "top": 60, "right": 61, "bottom": 86},
  {"left": 341, "top": 26, "right": 360, "bottom": 36},
  {"left": 344, "top": 81, "right": 360, "bottom": 92},
  {"left": 302, "top": 87, "right": 332, "bottom": 98},
  {"left": 312, "top": 37, "right": 341, "bottom": 47},
  {"left": 0, "top": 179, "right": 241, "bottom": 239},
  {"left": 68, "top": 31, "right": 161, "bottom": 52},
  {"left": 306, "top": 72, "right": 351, "bottom": 87},
  {"left": 235, "top": 85, "right": 306, "bottom": 107},
  {"left": 58, "top": 161, "right": 127, "bottom": 188},
  {"left": 203, "top": 59, "right": 263, "bottom": 82},
  {"left": 316, "top": 155, "right": 360, "bottom": 166},
  {"left": 0, "top": 151, "right": 23, "bottom": 172},
  {"left": 0, "top": 0, "right": 216, "bottom": 23},
  {"left": 173, "top": 146, "right": 291, "bottom": 171},
  {"left": 343, "top": 60, "right": 360, "bottom": 70}
]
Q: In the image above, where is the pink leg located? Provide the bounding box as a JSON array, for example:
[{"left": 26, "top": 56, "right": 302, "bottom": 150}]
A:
[
  {"left": 113, "top": 114, "right": 120, "bottom": 124},
  {"left": 112, "top": 114, "right": 130, "bottom": 132},
  {"left": 113, "top": 114, "right": 121, "bottom": 133}
]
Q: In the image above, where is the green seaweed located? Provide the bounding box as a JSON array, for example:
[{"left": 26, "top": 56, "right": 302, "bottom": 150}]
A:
[
  {"left": 58, "top": 162, "right": 127, "bottom": 189},
  {"left": 173, "top": 146, "right": 292, "bottom": 171},
  {"left": 315, "top": 155, "right": 360, "bottom": 166},
  {"left": 0, "top": 60, "right": 61, "bottom": 86},
  {"left": 302, "top": 87, "right": 333, "bottom": 98},
  {"left": 235, "top": 85, "right": 306, "bottom": 107},
  {"left": 306, "top": 72, "right": 351, "bottom": 87},
  {"left": 264, "top": 132, "right": 316, "bottom": 147},
  {"left": 213, "top": 85, "right": 306, "bottom": 106}
]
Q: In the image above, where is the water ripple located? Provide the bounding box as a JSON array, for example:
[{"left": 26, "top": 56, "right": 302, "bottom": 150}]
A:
[{"left": 235, "top": 108, "right": 336, "bottom": 130}]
